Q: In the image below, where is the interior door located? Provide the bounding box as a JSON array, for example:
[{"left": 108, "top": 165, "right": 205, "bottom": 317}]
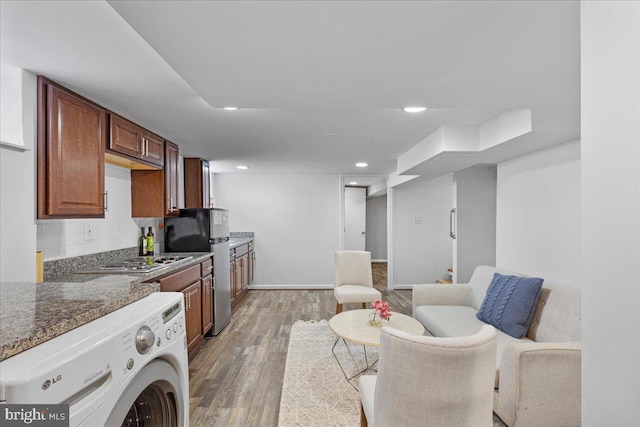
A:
[{"left": 344, "top": 187, "right": 366, "bottom": 250}]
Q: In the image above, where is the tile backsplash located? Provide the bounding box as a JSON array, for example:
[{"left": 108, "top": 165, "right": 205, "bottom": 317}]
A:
[{"left": 37, "top": 164, "right": 164, "bottom": 261}]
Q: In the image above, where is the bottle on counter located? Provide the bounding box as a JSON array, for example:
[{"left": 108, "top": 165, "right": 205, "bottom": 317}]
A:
[
  {"left": 139, "top": 227, "right": 147, "bottom": 256},
  {"left": 146, "top": 227, "right": 154, "bottom": 256}
]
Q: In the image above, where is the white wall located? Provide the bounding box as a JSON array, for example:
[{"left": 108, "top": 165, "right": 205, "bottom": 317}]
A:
[
  {"left": 453, "top": 165, "right": 497, "bottom": 283},
  {"left": 581, "top": 2, "right": 640, "bottom": 425},
  {"left": 215, "top": 173, "right": 341, "bottom": 287},
  {"left": 392, "top": 174, "right": 453, "bottom": 285},
  {"left": 496, "top": 140, "right": 581, "bottom": 287},
  {"left": 366, "top": 195, "right": 387, "bottom": 260},
  {"left": 0, "top": 69, "right": 36, "bottom": 282},
  {"left": 1, "top": 63, "right": 26, "bottom": 147},
  {"left": 36, "top": 164, "right": 162, "bottom": 261}
]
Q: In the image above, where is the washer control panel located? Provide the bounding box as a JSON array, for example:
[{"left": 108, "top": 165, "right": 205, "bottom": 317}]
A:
[{"left": 135, "top": 326, "right": 156, "bottom": 354}]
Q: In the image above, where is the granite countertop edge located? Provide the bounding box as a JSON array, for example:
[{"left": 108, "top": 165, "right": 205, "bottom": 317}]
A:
[
  {"left": 229, "top": 238, "right": 253, "bottom": 249},
  {"left": 0, "top": 251, "right": 214, "bottom": 362},
  {"left": 0, "top": 282, "right": 159, "bottom": 362}
]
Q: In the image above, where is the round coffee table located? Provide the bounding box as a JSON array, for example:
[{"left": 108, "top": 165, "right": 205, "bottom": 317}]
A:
[
  {"left": 329, "top": 309, "right": 425, "bottom": 346},
  {"left": 328, "top": 309, "right": 425, "bottom": 383}
]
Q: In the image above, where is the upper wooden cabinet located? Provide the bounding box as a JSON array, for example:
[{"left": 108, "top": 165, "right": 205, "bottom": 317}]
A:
[
  {"left": 109, "top": 114, "right": 164, "bottom": 168},
  {"left": 184, "top": 158, "right": 211, "bottom": 208},
  {"left": 164, "top": 141, "right": 180, "bottom": 216},
  {"left": 37, "top": 77, "right": 107, "bottom": 219},
  {"left": 131, "top": 140, "right": 180, "bottom": 218}
]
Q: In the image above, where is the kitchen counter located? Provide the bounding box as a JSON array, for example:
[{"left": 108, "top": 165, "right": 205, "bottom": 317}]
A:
[
  {"left": 229, "top": 238, "right": 253, "bottom": 249},
  {"left": 0, "top": 251, "right": 212, "bottom": 362}
]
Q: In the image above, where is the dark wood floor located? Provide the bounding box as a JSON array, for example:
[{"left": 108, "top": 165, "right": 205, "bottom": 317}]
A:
[{"left": 188, "top": 262, "right": 410, "bottom": 426}]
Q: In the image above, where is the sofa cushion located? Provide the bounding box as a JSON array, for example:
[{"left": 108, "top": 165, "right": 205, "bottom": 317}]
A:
[
  {"left": 414, "top": 305, "right": 531, "bottom": 387},
  {"left": 477, "top": 273, "right": 543, "bottom": 338},
  {"left": 468, "top": 266, "right": 522, "bottom": 309}
]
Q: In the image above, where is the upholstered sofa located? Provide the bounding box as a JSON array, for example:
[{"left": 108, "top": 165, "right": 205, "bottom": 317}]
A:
[{"left": 412, "top": 265, "right": 581, "bottom": 427}]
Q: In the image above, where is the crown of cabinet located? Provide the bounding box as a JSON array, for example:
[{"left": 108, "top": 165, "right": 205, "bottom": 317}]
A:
[{"left": 184, "top": 158, "right": 212, "bottom": 209}]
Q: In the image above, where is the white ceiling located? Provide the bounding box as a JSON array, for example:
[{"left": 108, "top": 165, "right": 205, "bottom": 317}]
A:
[{"left": 0, "top": 1, "right": 579, "bottom": 177}]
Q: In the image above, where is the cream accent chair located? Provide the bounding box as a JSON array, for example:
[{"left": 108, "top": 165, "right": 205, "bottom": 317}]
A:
[
  {"left": 334, "top": 250, "right": 381, "bottom": 314},
  {"left": 359, "top": 325, "right": 497, "bottom": 427}
]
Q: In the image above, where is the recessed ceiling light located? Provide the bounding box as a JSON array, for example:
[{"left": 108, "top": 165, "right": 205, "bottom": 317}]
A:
[
  {"left": 349, "top": 181, "right": 358, "bottom": 185},
  {"left": 236, "top": 165, "right": 249, "bottom": 170},
  {"left": 403, "top": 106, "right": 427, "bottom": 113},
  {"left": 224, "top": 106, "right": 238, "bottom": 111},
  {"left": 355, "top": 162, "right": 368, "bottom": 168},
  {"left": 323, "top": 132, "right": 339, "bottom": 138}
]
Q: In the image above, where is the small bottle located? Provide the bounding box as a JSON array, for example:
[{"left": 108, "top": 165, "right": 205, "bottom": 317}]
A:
[
  {"left": 146, "top": 227, "right": 155, "bottom": 256},
  {"left": 139, "top": 227, "right": 148, "bottom": 256}
]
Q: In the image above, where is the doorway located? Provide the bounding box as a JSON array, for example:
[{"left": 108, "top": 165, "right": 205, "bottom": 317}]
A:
[{"left": 344, "top": 186, "right": 366, "bottom": 250}]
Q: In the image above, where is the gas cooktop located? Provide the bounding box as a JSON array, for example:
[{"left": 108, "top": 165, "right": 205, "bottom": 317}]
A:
[{"left": 76, "top": 255, "right": 193, "bottom": 274}]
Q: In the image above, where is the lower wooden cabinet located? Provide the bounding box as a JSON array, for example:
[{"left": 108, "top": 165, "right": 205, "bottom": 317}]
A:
[
  {"left": 230, "top": 242, "right": 253, "bottom": 309},
  {"left": 240, "top": 254, "right": 249, "bottom": 291},
  {"left": 201, "top": 257, "right": 213, "bottom": 335},
  {"left": 151, "top": 256, "right": 213, "bottom": 358},
  {"left": 248, "top": 242, "right": 255, "bottom": 285},
  {"left": 201, "top": 275, "right": 213, "bottom": 334},
  {"left": 183, "top": 281, "right": 203, "bottom": 356}
]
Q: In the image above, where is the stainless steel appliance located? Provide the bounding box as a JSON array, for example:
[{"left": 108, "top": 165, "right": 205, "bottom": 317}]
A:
[{"left": 164, "top": 208, "right": 231, "bottom": 335}]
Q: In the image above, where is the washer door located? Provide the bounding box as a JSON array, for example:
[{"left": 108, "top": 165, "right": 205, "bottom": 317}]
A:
[{"left": 107, "top": 359, "right": 185, "bottom": 427}]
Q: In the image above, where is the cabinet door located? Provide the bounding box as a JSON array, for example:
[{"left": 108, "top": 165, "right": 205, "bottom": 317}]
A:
[
  {"left": 230, "top": 261, "right": 236, "bottom": 304},
  {"left": 40, "top": 82, "right": 106, "bottom": 218},
  {"left": 248, "top": 249, "right": 255, "bottom": 284},
  {"left": 235, "top": 258, "right": 244, "bottom": 296},
  {"left": 184, "top": 281, "right": 204, "bottom": 357},
  {"left": 164, "top": 141, "right": 179, "bottom": 216},
  {"left": 184, "top": 158, "right": 211, "bottom": 208},
  {"left": 202, "top": 160, "right": 211, "bottom": 208},
  {"left": 110, "top": 114, "right": 143, "bottom": 159},
  {"left": 143, "top": 131, "right": 165, "bottom": 167},
  {"left": 241, "top": 254, "right": 250, "bottom": 290},
  {"left": 201, "top": 275, "right": 213, "bottom": 334}
]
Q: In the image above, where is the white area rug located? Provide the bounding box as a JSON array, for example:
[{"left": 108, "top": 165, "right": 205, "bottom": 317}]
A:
[
  {"left": 278, "top": 320, "right": 508, "bottom": 427},
  {"left": 278, "top": 320, "right": 375, "bottom": 427}
]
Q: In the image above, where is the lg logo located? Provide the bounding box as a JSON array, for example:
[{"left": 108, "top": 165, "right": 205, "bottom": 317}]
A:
[{"left": 41, "top": 375, "right": 62, "bottom": 390}]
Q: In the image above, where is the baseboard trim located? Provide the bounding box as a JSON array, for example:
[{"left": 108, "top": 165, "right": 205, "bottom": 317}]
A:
[
  {"left": 371, "top": 259, "right": 388, "bottom": 263},
  {"left": 249, "top": 284, "right": 335, "bottom": 290},
  {"left": 393, "top": 284, "right": 415, "bottom": 290}
]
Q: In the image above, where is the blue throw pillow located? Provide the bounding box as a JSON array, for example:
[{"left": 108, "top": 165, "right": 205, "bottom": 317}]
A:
[{"left": 476, "top": 273, "right": 544, "bottom": 338}]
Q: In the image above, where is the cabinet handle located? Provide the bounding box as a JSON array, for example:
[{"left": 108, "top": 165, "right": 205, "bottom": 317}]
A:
[
  {"left": 103, "top": 191, "right": 108, "bottom": 211},
  {"left": 143, "top": 138, "right": 149, "bottom": 156},
  {"left": 449, "top": 208, "right": 456, "bottom": 239},
  {"left": 212, "top": 276, "right": 216, "bottom": 291},
  {"left": 184, "top": 293, "right": 188, "bottom": 311},
  {"left": 167, "top": 197, "right": 177, "bottom": 213}
]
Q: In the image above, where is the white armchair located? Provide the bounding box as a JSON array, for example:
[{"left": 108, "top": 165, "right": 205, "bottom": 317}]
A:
[
  {"left": 359, "top": 325, "right": 497, "bottom": 427},
  {"left": 334, "top": 250, "right": 381, "bottom": 314}
]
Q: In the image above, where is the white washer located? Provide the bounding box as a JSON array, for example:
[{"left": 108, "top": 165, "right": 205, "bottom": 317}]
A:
[{"left": 0, "top": 292, "right": 189, "bottom": 426}]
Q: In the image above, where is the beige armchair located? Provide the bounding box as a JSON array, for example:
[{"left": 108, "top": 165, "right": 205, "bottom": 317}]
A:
[
  {"left": 334, "top": 250, "right": 381, "bottom": 314},
  {"left": 359, "top": 325, "right": 497, "bottom": 427}
]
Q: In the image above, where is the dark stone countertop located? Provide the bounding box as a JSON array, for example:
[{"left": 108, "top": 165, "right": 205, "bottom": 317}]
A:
[{"left": 0, "top": 251, "right": 213, "bottom": 362}]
